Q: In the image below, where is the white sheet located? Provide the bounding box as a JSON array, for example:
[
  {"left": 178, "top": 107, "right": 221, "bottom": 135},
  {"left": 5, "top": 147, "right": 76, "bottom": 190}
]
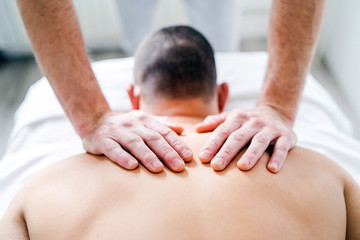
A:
[{"left": 0, "top": 52, "right": 359, "bottom": 218}]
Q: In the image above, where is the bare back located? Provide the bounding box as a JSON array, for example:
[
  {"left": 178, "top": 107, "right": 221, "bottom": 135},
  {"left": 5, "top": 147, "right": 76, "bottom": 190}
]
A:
[{"left": 1, "top": 120, "right": 360, "bottom": 239}]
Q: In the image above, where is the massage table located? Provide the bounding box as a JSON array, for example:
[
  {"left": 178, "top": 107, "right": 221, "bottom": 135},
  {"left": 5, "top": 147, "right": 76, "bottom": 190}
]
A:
[{"left": 1, "top": 52, "right": 359, "bottom": 218}]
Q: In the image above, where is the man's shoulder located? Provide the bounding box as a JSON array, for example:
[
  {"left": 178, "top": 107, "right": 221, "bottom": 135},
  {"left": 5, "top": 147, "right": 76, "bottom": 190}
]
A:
[
  {"left": 20, "top": 154, "right": 118, "bottom": 235},
  {"left": 22, "top": 154, "right": 114, "bottom": 198},
  {"left": 282, "top": 147, "right": 348, "bottom": 188},
  {"left": 288, "top": 147, "right": 347, "bottom": 180}
]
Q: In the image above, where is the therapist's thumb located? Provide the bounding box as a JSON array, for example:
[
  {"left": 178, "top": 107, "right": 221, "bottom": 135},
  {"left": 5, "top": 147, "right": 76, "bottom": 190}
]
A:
[
  {"left": 154, "top": 116, "right": 184, "bottom": 135},
  {"left": 195, "top": 112, "right": 228, "bottom": 133},
  {"left": 165, "top": 122, "right": 184, "bottom": 135}
]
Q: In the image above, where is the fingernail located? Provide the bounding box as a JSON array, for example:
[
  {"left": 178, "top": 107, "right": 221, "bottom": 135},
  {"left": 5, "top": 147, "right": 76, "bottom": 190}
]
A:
[
  {"left": 237, "top": 158, "right": 249, "bottom": 169},
  {"left": 269, "top": 162, "right": 278, "bottom": 172},
  {"left": 127, "top": 160, "right": 139, "bottom": 169},
  {"left": 213, "top": 158, "right": 224, "bottom": 167},
  {"left": 199, "top": 150, "right": 211, "bottom": 161},
  {"left": 174, "top": 158, "right": 185, "bottom": 169},
  {"left": 181, "top": 149, "right": 193, "bottom": 159},
  {"left": 152, "top": 160, "right": 163, "bottom": 170}
]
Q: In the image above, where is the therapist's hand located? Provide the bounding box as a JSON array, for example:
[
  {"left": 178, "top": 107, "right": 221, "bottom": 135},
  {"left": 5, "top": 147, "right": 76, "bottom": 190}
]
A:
[
  {"left": 82, "top": 110, "right": 193, "bottom": 173},
  {"left": 195, "top": 105, "right": 296, "bottom": 173}
]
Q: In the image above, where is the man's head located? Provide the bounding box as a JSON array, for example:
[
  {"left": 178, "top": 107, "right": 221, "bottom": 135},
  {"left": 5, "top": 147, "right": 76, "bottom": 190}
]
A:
[{"left": 129, "top": 25, "right": 228, "bottom": 117}]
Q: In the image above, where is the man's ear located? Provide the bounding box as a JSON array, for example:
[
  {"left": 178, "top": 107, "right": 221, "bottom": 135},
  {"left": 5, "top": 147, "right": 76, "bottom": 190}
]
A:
[
  {"left": 217, "top": 82, "right": 229, "bottom": 113},
  {"left": 127, "top": 84, "right": 141, "bottom": 110}
]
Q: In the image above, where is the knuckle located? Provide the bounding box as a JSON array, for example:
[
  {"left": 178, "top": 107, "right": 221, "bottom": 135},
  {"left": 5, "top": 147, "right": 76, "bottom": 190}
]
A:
[
  {"left": 141, "top": 151, "right": 155, "bottom": 163},
  {"left": 136, "top": 112, "right": 148, "bottom": 121},
  {"left": 162, "top": 148, "right": 176, "bottom": 159},
  {"left": 249, "top": 118, "right": 264, "bottom": 128},
  {"left": 216, "top": 126, "right": 231, "bottom": 138},
  {"left": 277, "top": 143, "right": 288, "bottom": 153},
  {"left": 158, "top": 142, "right": 171, "bottom": 150},
  {"left": 115, "top": 153, "right": 133, "bottom": 165},
  {"left": 116, "top": 151, "right": 128, "bottom": 161},
  {"left": 143, "top": 132, "right": 161, "bottom": 142},
  {"left": 139, "top": 115, "right": 147, "bottom": 121},
  {"left": 207, "top": 141, "right": 220, "bottom": 151},
  {"left": 234, "top": 111, "right": 248, "bottom": 120},
  {"left": 230, "top": 131, "right": 246, "bottom": 142},
  {"left": 220, "top": 148, "right": 233, "bottom": 158},
  {"left": 158, "top": 126, "right": 171, "bottom": 136},
  {"left": 269, "top": 122, "right": 277, "bottom": 129},
  {"left": 121, "top": 122, "right": 134, "bottom": 128},
  {"left": 171, "top": 140, "right": 183, "bottom": 151},
  {"left": 104, "top": 144, "right": 118, "bottom": 154},
  {"left": 264, "top": 123, "right": 275, "bottom": 130},
  {"left": 248, "top": 149, "right": 258, "bottom": 158},
  {"left": 126, "top": 135, "right": 142, "bottom": 145},
  {"left": 255, "top": 135, "right": 268, "bottom": 145}
]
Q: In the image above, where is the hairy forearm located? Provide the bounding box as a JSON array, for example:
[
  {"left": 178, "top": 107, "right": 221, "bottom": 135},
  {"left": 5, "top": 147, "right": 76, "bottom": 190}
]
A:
[
  {"left": 258, "top": 0, "right": 325, "bottom": 123},
  {"left": 17, "top": 0, "right": 110, "bottom": 137}
]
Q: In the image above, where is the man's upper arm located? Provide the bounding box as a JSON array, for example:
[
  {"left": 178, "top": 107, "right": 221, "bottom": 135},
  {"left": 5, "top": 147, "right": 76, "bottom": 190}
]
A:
[
  {"left": 0, "top": 195, "right": 29, "bottom": 240},
  {"left": 344, "top": 175, "right": 360, "bottom": 239}
]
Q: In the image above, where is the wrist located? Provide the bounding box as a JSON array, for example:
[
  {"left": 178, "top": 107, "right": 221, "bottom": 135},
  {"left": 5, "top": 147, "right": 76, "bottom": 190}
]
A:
[
  {"left": 71, "top": 103, "right": 112, "bottom": 139},
  {"left": 258, "top": 69, "right": 305, "bottom": 124},
  {"left": 256, "top": 99, "right": 297, "bottom": 126}
]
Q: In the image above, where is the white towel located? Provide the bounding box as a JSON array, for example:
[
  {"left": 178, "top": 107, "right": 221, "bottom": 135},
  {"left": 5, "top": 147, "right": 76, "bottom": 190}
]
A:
[{"left": 0, "top": 52, "right": 359, "bottom": 218}]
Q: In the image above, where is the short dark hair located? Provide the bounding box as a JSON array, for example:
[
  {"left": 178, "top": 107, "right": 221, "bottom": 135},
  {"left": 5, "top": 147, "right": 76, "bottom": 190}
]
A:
[{"left": 134, "top": 25, "right": 217, "bottom": 103}]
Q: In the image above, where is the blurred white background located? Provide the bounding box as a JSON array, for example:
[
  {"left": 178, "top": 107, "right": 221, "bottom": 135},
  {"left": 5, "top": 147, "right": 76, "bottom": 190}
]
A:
[{"left": 0, "top": 0, "right": 359, "bottom": 158}]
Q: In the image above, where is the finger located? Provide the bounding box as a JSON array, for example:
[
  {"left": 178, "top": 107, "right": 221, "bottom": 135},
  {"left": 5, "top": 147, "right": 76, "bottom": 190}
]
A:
[
  {"left": 165, "top": 122, "right": 184, "bottom": 135},
  {"left": 146, "top": 120, "right": 193, "bottom": 162},
  {"left": 237, "top": 129, "right": 278, "bottom": 171},
  {"left": 154, "top": 116, "right": 184, "bottom": 135},
  {"left": 98, "top": 138, "right": 139, "bottom": 170},
  {"left": 195, "top": 112, "right": 228, "bottom": 133},
  {"left": 136, "top": 128, "right": 185, "bottom": 172},
  {"left": 267, "top": 136, "right": 291, "bottom": 173},
  {"left": 112, "top": 132, "right": 164, "bottom": 173},
  {"left": 211, "top": 126, "right": 259, "bottom": 171},
  {"left": 199, "top": 114, "right": 247, "bottom": 163}
]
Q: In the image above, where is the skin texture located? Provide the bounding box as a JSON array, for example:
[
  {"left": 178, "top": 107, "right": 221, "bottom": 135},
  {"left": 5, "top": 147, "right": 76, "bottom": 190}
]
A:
[
  {"left": 1, "top": 77, "right": 359, "bottom": 239},
  {"left": 196, "top": 0, "right": 326, "bottom": 173},
  {"left": 16, "top": 0, "right": 325, "bottom": 173},
  {"left": 0, "top": 118, "right": 359, "bottom": 239}
]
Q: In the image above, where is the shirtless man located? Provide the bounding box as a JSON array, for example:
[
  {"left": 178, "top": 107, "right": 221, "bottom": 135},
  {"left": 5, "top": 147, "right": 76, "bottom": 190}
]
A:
[{"left": 0, "top": 26, "right": 359, "bottom": 239}]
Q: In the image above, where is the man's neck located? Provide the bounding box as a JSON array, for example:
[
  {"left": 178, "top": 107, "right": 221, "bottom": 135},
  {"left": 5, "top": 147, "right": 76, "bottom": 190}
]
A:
[
  {"left": 140, "top": 98, "right": 219, "bottom": 119},
  {"left": 166, "top": 116, "right": 205, "bottom": 134}
]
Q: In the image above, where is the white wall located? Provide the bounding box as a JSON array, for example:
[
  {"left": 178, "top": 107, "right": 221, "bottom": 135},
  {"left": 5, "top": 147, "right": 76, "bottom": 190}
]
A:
[
  {"left": 0, "top": 0, "right": 271, "bottom": 56},
  {"left": 0, "top": 1, "right": 33, "bottom": 57},
  {"left": 154, "top": 0, "right": 271, "bottom": 40},
  {"left": 317, "top": 0, "right": 360, "bottom": 120},
  {"left": 0, "top": 0, "right": 126, "bottom": 56}
]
